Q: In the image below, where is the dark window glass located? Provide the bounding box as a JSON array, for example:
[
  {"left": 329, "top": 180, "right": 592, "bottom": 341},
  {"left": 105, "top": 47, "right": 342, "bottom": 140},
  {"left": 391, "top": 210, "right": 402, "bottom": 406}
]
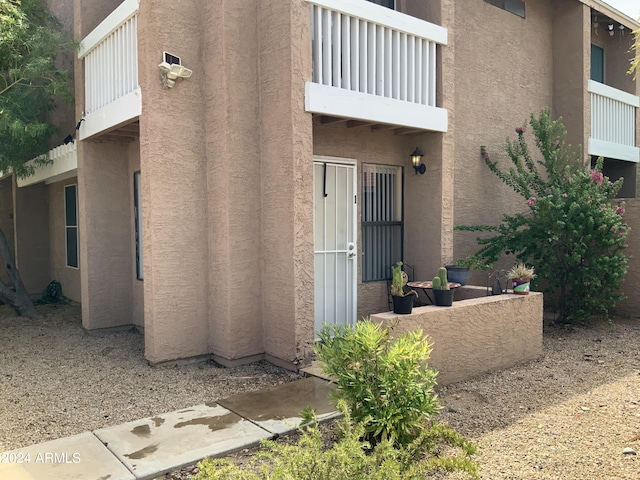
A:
[
  {"left": 362, "top": 164, "right": 403, "bottom": 282},
  {"left": 366, "top": 0, "right": 395, "bottom": 10},
  {"left": 64, "top": 185, "right": 78, "bottom": 268},
  {"left": 485, "top": 0, "right": 525, "bottom": 18},
  {"left": 591, "top": 44, "right": 604, "bottom": 83}
]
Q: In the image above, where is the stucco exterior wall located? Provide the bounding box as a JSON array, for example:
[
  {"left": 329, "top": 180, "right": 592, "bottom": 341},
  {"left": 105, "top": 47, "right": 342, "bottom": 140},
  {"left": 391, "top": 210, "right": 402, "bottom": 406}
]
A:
[
  {"left": 371, "top": 290, "right": 544, "bottom": 385},
  {"left": 554, "top": 2, "right": 590, "bottom": 154},
  {"left": 48, "top": 178, "right": 81, "bottom": 302},
  {"left": 78, "top": 141, "right": 134, "bottom": 328},
  {"left": 615, "top": 198, "right": 640, "bottom": 316},
  {"left": 128, "top": 141, "right": 143, "bottom": 327},
  {"left": 14, "top": 182, "right": 50, "bottom": 296},
  {"left": 259, "top": 0, "right": 315, "bottom": 367},
  {"left": 138, "top": 1, "right": 210, "bottom": 362},
  {"left": 452, "top": 0, "right": 557, "bottom": 283}
]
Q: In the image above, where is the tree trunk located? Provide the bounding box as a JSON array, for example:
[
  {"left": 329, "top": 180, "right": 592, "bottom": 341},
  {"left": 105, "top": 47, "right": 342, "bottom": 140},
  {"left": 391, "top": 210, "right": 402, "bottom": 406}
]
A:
[{"left": 0, "top": 227, "right": 41, "bottom": 318}]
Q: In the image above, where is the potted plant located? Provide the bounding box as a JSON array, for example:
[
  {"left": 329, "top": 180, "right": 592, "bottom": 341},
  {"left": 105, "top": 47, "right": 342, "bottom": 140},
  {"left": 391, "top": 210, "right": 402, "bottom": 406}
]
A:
[
  {"left": 445, "top": 255, "right": 490, "bottom": 286},
  {"left": 507, "top": 263, "right": 536, "bottom": 295},
  {"left": 432, "top": 267, "right": 455, "bottom": 306},
  {"left": 390, "top": 261, "right": 417, "bottom": 314}
]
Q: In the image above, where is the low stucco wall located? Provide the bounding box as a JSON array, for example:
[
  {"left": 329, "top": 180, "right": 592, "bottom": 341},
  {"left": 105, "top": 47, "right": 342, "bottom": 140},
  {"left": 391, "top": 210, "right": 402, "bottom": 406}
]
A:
[{"left": 370, "top": 287, "right": 543, "bottom": 385}]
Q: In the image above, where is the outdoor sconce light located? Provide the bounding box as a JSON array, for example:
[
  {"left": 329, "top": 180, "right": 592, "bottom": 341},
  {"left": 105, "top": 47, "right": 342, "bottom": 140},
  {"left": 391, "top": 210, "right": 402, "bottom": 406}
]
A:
[
  {"left": 410, "top": 147, "right": 426, "bottom": 175},
  {"left": 608, "top": 23, "right": 615, "bottom": 36}
]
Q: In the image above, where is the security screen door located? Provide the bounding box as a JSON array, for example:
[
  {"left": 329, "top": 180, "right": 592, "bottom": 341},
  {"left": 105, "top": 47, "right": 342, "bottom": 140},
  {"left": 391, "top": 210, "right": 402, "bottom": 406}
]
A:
[{"left": 313, "top": 160, "right": 357, "bottom": 333}]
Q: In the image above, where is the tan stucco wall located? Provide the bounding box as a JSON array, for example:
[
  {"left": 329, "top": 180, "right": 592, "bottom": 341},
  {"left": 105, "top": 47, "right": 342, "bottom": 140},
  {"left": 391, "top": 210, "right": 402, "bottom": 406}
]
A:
[
  {"left": 258, "top": 0, "right": 315, "bottom": 367},
  {"left": 591, "top": 20, "right": 637, "bottom": 94},
  {"left": 48, "top": 178, "right": 81, "bottom": 302},
  {"left": 554, "top": 2, "right": 590, "bottom": 154},
  {"left": 14, "top": 182, "right": 50, "bottom": 295},
  {"left": 78, "top": 141, "right": 134, "bottom": 328},
  {"left": 136, "top": 0, "right": 316, "bottom": 367},
  {"left": 371, "top": 290, "right": 544, "bottom": 385},
  {"left": 615, "top": 198, "right": 640, "bottom": 316},
  {"left": 138, "top": 1, "right": 210, "bottom": 363},
  {"left": 128, "top": 141, "right": 143, "bottom": 327}
]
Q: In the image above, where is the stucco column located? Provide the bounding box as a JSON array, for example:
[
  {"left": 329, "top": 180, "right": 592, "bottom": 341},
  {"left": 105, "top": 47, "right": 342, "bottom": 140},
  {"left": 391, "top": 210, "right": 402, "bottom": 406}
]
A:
[
  {"left": 14, "top": 181, "right": 50, "bottom": 295},
  {"left": 553, "top": 2, "right": 590, "bottom": 156},
  {"left": 202, "top": 1, "right": 265, "bottom": 364},
  {"left": 258, "top": 0, "right": 314, "bottom": 368},
  {"left": 137, "top": 1, "right": 209, "bottom": 363}
]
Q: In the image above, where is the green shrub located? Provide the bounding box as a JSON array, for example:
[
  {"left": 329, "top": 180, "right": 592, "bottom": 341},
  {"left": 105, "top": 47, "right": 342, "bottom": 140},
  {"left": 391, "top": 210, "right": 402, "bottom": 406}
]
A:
[
  {"left": 456, "top": 109, "right": 629, "bottom": 322},
  {"left": 315, "top": 319, "right": 440, "bottom": 447},
  {"left": 194, "top": 402, "right": 479, "bottom": 480}
]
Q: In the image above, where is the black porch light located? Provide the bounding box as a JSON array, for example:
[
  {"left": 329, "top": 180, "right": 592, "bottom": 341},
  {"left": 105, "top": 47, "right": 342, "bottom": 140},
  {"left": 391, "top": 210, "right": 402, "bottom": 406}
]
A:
[{"left": 410, "top": 147, "right": 425, "bottom": 175}]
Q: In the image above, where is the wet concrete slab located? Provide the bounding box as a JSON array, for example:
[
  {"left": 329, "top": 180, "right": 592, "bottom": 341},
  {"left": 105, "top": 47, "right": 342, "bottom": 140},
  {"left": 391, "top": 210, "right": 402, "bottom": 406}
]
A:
[
  {"left": 217, "top": 376, "right": 338, "bottom": 435},
  {"left": 0, "top": 431, "right": 135, "bottom": 480},
  {"left": 94, "top": 403, "right": 272, "bottom": 480},
  {"left": 300, "top": 360, "right": 333, "bottom": 381}
]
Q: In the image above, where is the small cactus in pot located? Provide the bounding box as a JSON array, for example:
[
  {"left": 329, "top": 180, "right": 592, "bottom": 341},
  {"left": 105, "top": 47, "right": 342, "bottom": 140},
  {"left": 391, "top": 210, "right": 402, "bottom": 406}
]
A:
[{"left": 432, "top": 267, "right": 454, "bottom": 306}]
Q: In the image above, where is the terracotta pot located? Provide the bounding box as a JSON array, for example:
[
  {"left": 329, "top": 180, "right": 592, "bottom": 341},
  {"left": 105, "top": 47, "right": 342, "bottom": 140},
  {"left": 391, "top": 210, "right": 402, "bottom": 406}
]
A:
[{"left": 512, "top": 278, "right": 531, "bottom": 295}]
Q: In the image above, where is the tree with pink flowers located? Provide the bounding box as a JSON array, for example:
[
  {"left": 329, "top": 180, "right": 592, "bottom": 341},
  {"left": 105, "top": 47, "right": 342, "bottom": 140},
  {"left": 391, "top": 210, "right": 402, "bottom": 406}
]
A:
[{"left": 458, "top": 109, "right": 629, "bottom": 322}]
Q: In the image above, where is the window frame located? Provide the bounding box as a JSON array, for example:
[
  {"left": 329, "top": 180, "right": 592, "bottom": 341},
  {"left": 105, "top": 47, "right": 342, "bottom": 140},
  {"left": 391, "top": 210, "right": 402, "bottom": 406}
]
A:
[
  {"left": 591, "top": 43, "right": 605, "bottom": 84},
  {"left": 134, "top": 171, "right": 143, "bottom": 280},
  {"left": 64, "top": 184, "right": 79, "bottom": 269},
  {"left": 484, "top": 0, "right": 526, "bottom": 18},
  {"left": 361, "top": 163, "right": 404, "bottom": 282}
]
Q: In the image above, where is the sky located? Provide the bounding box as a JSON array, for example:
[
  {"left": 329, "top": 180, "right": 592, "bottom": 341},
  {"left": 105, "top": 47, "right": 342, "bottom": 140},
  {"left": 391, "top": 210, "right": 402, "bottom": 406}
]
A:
[{"left": 602, "top": 0, "right": 640, "bottom": 21}]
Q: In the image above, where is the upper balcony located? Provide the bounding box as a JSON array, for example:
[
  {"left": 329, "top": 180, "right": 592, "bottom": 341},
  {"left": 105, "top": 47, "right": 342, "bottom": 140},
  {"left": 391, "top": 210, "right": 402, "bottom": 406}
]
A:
[
  {"left": 305, "top": 0, "right": 448, "bottom": 133},
  {"left": 77, "top": 0, "right": 141, "bottom": 140},
  {"left": 588, "top": 80, "right": 639, "bottom": 163}
]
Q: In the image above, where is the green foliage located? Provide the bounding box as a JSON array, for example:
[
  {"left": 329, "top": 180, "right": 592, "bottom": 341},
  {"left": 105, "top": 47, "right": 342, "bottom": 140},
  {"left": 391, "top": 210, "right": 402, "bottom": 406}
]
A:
[
  {"left": 457, "top": 109, "right": 629, "bottom": 322},
  {"left": 315, "top": 319, "right": 441, "bottom": 447},
  {"left": 194, "top": 402, "right": 479, "bottom": 480},
  {"left": 629, "top": 26, "right": 639, "bottom": 79},
  {"left": 437, "top": 267, "right": 450, "bottom": 290},
  {"left": 390, "top": 261, "right": 405, "bottom": 296},
  {"left": 0, "top": 0, "right": 75, "bottom": 176}
]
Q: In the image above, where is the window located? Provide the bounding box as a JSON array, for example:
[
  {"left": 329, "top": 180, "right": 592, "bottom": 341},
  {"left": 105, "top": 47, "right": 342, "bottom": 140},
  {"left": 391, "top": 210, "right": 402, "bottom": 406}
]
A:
[
  {"left": 134, "top": 171, "right": 143, "bottom": 280},
  {"left": 591, "top": 44, "right": 604, "bottom": 83},
  {"left": 361, "top": 164, "right": 403, "bottom": 282},
  {"left": 64, "top": 184, "right": 78, "bottom": 269},
  {"left": 484, "top": 0, "right": 525, "bottom": 18},
  {"left": 366, "top": 0, "right": 395, "bottom": 9}
]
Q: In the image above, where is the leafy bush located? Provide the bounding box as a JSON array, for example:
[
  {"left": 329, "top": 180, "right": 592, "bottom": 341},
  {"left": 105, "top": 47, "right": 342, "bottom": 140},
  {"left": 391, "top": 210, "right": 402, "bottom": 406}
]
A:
[
  {"left": 194, "top": 402, "right": 479, "bottom": 480},
  {"left": 457, "top": 109, "right": 629, "bottom": 322},
  {"left": 315, "top": 319, "right": 440, "bottom": 446}
]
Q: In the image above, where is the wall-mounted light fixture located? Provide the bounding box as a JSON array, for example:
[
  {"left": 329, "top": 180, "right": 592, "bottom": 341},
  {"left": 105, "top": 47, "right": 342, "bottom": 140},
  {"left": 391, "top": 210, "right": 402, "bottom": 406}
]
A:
[
  {"left": 410, "top": 147, "right": 425, "bottom": 175},
  {"left": 608, "top": 23, "right": 615, "bottom": 36},
  {"left": 619, "top": 24, "right": 625, "bottom": 37}
]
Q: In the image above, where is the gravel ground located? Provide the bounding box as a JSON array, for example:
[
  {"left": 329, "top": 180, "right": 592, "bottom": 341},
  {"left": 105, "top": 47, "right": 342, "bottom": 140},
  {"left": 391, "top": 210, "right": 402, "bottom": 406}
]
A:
[
  {"left": 3, "top": 304, "right": 640, "bottom": 479},
  {"left": 0, "top": 304, "right": 301, "bottom": 451},
  {"left": 165, "top": 315, "right": 640, "bottom": 480}
]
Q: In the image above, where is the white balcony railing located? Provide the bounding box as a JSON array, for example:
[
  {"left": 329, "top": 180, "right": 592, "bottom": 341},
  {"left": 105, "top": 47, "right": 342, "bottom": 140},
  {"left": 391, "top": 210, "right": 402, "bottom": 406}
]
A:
[
  {"left": 305, "top": 0, "right": 448, "bottom": 132},
  {"left": 78, "top": 0, "right": 141, "bottom": 139},
  {"left": 588, "top": 80, "right": 639, "bottom": 163},
  {"left": 17, "top": 143, "right": 78, "bottom": 188}
]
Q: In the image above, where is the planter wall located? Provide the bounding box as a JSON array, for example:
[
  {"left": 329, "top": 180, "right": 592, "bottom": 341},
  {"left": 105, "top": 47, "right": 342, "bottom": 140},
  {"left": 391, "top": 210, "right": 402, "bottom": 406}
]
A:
[{"left": 372, "top": 286, "right": 543, "bottom": 385}]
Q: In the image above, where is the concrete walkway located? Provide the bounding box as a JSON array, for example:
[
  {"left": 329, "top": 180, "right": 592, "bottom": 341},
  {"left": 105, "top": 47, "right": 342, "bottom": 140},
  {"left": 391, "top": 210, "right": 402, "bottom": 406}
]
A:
[{"left": 0, "top": 377, "right": 337, "bottom": 480}]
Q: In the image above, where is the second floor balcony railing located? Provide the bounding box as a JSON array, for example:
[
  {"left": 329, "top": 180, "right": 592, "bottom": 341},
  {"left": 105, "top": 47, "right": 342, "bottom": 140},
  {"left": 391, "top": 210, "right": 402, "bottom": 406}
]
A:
[
  {"left": 78, "top": 0, "right": 141, "bottom": 139},
  {"left": 588, "top": 80, "right": 639, "bottom": 163},
  {"left": 306, "top": 0, "right": 448, "bottom": 132}
]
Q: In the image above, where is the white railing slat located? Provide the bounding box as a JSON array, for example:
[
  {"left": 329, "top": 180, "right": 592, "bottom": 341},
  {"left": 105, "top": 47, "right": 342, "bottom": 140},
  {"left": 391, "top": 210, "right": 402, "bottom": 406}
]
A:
[
  {"left": 589, "top": 80, "right": 638, "bottom": 152},
  {"left": 308, "top": 0, "right": 446, "bottom": 110}
]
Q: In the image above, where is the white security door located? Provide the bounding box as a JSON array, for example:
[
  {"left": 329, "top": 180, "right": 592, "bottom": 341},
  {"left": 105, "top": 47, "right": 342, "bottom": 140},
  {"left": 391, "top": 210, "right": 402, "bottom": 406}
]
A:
[{"left": 313, "top": 160, "right": 357, "bottom": 332}]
